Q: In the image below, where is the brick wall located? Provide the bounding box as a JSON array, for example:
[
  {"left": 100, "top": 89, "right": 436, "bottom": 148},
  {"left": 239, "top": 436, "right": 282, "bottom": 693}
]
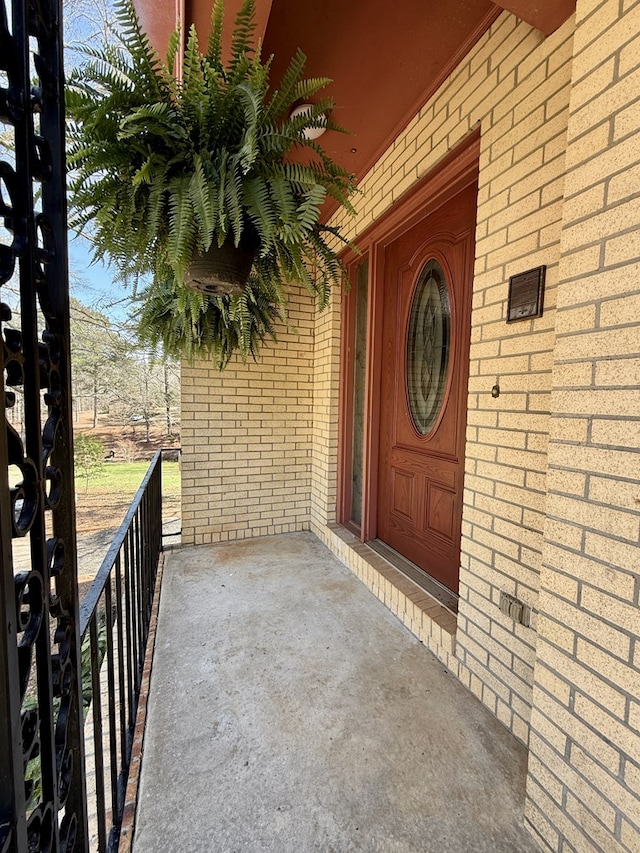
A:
[
  {"left": 181, "top": 9, "right": 576, "bottom": 746},
  {"left": 316, "top": 12, "right": 576, "bottom": 746},
  {"left": 525, "top": 1, "right": 640, "bottom": 850},
  {"left": 310, "top": 290, "right": 342, "bottom": 531},
  {"left": 457, "top": 17, "right": 573, "bottom": 745},
  {"left": 180, "top": 6, "right": 639, "bottom": 847},
  {"left": 181, "top": 287, "right": 314, "bottom": 544}
]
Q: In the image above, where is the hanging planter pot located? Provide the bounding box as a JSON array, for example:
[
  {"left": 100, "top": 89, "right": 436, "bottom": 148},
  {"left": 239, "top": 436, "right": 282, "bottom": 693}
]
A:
[
  {"left": 66, "top": 0, "right": 357, "bottom": 363},
  {"left": 184, "top": 233, "right": 257, "bottom": 296}
]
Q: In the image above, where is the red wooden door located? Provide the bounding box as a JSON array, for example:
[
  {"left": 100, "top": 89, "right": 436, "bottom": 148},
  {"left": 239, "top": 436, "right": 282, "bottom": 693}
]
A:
[{"left": 377, "top": 183, "right": 476, "bottom": 593}]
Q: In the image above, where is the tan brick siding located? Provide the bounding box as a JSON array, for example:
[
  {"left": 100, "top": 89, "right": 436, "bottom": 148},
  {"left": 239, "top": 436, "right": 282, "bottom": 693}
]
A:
[
  {"left": 526, "top": 0, "right": 640, "bottom": 850},
  {"left": 180, "top": 4, "right": 639, "bottom": 849},
  {"left": 181, "top": 287, "right": 314, "bottom": 544},
  {"left": 310, "top": 291, "right": 341, "bottom": 531},
  {"left": 323, "top": 12, "right": 576, "bottom": 746},
  {"left": 183, "top": 7, "right": 576, "bottom": 742},
  {"left": 459, "top": 16, "right": 574, "bottom": 745}
]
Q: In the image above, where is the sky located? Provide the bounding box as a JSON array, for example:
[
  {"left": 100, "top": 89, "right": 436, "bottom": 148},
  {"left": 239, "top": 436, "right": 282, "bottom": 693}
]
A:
[
  {"left": 64, "top": 0, "right": 135, "bottom": 325},
  {"left": 67, "top": 230, "right": 135, "bottom": 325}
]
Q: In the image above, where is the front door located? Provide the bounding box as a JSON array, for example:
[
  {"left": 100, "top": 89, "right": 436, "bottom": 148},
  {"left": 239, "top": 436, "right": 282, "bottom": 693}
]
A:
[{"left": 377, "top": 183, "right": 476, "bottom": 593}]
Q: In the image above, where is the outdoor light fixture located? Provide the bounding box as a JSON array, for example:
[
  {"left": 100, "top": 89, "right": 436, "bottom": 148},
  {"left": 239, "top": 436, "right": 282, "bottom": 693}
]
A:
[{"left": 290, "top": 103, "right": 327, "bottom": 139}]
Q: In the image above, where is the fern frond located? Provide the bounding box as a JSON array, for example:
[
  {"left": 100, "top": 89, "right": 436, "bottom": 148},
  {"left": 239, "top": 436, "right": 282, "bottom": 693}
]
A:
[
  {"left": 214, "top": 149, "right": 229, "bottom": 239},
  {"left": 181, "top": 25, "right": 209, "bottom": 129},
  {"left": 268, "top": 174, "right": 296, "bottom": 240},
  {"left": 235, "top": 82, "right": 261, "bottom": 173},
  {"left": 241, "top": 177, "right": 276, "bottom": 247},
  {"left": 144, "top": 179, "right": 167, "bottom": 244},
  {"left": 206, "top": 0, "right": 225, "bottom": 69},
  {"left": 264, "top": 48, "right": 307, "bottom": 122},
  {"left": 292, "top": 77, "right": 332, "bottom": 103},
  {"left": 224, "top": 158, "right": 244, "bottom": 246},
  {"left": 296, "top": 185, "right": 327, "bottom": 231},
  {"left": 165, "top": 27, "right": 180, "bottom": 76},
  {"left": 189, "top": 154, "right": 215, "bottom": 251},
  {"left": 112, "top": 0, "right": 164, "bottom": 97},
  {"left": 228, "top": 0, "right": 256, "bottom": 74},
  {"left": 167, "top": 175, "right": 197, "bottom": 274}
]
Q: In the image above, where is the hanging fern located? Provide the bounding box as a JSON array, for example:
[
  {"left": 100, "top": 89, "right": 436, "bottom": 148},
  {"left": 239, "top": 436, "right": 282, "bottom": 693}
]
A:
[
  {"left": 66, "top": 0, "right": 357, "bottom": 365},
  {"left": 135, "top": 268, "right": 282, "bottom": 369}
]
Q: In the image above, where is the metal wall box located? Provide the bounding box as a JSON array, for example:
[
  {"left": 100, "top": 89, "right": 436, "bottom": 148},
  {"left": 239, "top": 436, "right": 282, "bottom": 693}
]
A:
[
  {"left": 506, "top": 265, "right": 546, "bottom": 322},
  {"left": 499, "top": 590, "right": 531, "bottom": 627}
]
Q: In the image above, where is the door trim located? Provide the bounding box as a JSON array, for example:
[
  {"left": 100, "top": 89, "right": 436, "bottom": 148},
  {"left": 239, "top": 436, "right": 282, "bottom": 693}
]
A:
[{"left": 338, "top": 129, "right": 480, "bottom": 544}]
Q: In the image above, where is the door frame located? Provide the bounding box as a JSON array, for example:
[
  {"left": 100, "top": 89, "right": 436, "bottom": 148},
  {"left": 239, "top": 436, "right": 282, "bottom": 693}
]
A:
[{"left": 338, "top": 129, "right": 480, "bottom": 542}]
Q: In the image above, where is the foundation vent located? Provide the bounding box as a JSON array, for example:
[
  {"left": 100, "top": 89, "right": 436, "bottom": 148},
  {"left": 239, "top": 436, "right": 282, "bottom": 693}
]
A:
[{"left": 499, "top": 591, "right": 531, "bottom": 627}]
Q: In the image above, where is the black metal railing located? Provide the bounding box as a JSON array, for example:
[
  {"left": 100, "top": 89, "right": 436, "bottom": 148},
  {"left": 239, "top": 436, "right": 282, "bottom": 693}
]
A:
[
  {"left": 78, "top": 451, "right": 163, "bottom": 852},
  {"left": 0, "top": 0, "right": 91, "bottom": 848}
]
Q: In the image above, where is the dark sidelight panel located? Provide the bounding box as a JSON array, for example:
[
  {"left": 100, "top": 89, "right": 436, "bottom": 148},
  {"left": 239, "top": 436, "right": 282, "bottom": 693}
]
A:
[
  {"left": 0, "top": 0, "right": 89, "bottom": 851},
  {"left": 350, "top": 259, "right": 368, "bottom": 526}
]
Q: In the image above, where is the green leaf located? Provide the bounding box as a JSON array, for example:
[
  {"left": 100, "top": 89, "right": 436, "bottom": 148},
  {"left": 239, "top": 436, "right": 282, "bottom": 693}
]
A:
[
  {"left": 225, "top": 159, "right": 244, "bottom": 246},
  {"left": 229, "top": 0, "right": 257, "bottom": 75},
  {"left": 264, "top": 48, "right": 307, "bottom": 122},
  {"left": 66, "top": 0, "right": 357, "bottom": 366},
  {"left": 206, "top": 0, "right": 225, "bottom": 69},
  {"left": 189, "top": 154, "right": 216, "bottom": 251},
  {"left": 167, "top": 175, "right": 197, "bottom": 274}
]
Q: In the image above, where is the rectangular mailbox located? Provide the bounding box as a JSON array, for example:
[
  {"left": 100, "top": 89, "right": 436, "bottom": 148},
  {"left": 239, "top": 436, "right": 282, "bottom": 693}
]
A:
[{"left": 507, "top": 265, "right": 546, "bottom": 322}]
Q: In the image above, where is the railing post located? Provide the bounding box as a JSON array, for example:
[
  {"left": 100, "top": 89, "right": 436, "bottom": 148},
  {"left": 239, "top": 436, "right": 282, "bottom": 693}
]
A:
[
  {"left": 77, "top": 451, "right": 164, "bottom": 847},
  {"left": 0, "top": 0, "right": 88, "bottom": 849},
  {"left": 0, "top": 357, "right": 27, "bottom": 853}
]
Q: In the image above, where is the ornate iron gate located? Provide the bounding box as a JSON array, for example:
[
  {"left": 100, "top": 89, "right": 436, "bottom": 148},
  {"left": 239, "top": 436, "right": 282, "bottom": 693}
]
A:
[{"left": 0, "top": 0, "right": 89, "bottom": 850}]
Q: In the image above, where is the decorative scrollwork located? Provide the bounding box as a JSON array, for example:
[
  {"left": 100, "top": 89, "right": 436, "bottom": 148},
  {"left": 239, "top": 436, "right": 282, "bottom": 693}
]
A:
[
  {"left": 59, "top": 811, "right": 77, "bottom": 853},
  {"left": 0, "top": 164, "right": 19, "bottom": 283},
  {"left": 0, "top": 0, "right": 88, "bottom": 848},
  {"left": 47, "top": 536, "right": 65, "bottom": 614},
  {"left": 35, "top": 215, "right": 56, "bottom": 307},
  {"left": 21, "top": 708, "right": 40, "bottom": 805},
  {"left": 26, "top": 802, "right": 54, "bottom": 853},
  {"left": 14, "top": 570, "right": 44, "bottom": 699},
  {"left": 0, "top": 823, "right": 13, "bottom": 853},
  {"left": 7, "top": 426, "right": 39, "bottom": 536},
  {"left": 32, "top": 134, "right": 53, "bottom": 183},
  {"left": 3, "top": 322, "right": 25, "bottom": 386},
  {"left": 0, "top": 4, "right": 22, "bottom": 127}
]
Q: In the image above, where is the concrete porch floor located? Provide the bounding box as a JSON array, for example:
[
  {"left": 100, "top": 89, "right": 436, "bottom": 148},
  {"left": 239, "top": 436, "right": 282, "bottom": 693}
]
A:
[{"left": 133, "top": 532, "right": 539, "bottom": 853}]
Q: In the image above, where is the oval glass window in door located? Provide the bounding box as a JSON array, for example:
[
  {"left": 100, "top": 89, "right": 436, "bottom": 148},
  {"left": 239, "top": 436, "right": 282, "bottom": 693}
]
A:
[{"left": 406, "top": 258, "right": 451, "bottom": 435}]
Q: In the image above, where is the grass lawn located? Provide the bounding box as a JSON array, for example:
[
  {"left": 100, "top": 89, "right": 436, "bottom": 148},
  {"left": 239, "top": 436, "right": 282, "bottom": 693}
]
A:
[
  {"left": 77, "top": 459, "right": 180, "bottom": 493},
  {"left": 75, "top": 459, "right": 180, "bottom": 534}
]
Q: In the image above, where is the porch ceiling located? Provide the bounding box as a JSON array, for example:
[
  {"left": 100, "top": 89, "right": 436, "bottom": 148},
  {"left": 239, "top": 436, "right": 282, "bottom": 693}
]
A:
[
  {"left": 493, "top": 0, "right": 577, "bottom": 35},
  {"left": 135, "top": 0, "right": 575, "bottom": 210},
  {"left": 260, "top": 0, "right": 499, "bottom": 191},
  {"left": 182, "top": 0, "right": 575, "bottom": 194}
]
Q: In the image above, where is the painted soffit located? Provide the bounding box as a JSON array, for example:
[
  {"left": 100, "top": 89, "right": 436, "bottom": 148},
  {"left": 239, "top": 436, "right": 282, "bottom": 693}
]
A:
[
  {"left": 492, "top": 0, "right": 576, "bottom": 36},
  {"left": 134, "top": 0, "right": 576, "bottom": 203}
]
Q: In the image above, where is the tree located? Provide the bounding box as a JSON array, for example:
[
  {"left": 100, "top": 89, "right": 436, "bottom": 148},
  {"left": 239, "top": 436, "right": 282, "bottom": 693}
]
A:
[
  {"left": 163, "top": 361, "right": 177, "bottom": 436},
  {"left": 70, "top": 298, "right": 132, "bottom": 426},
  {"left": 74, "top": 433, "right": 105, "bottom": 490},
  {"left": 0, "top": 1, "right": 182, "bottom": 442},
  {"left": 109, "top": 352, "right": 180, "bottom": 441}
]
